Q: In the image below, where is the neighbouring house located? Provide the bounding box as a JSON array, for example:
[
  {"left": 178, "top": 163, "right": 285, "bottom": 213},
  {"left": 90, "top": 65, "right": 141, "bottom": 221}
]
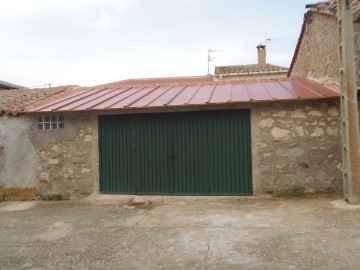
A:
[
  {"left": 0, "top": 80, "right": 23, "bottom": 90},
  {"left": 0, "top": 76, "right": 342, "bottom": 200},
  {"left": 288, "top": 0, "right": 360, "bottom": 130},
  {"left": 289, "top": 0, "right": 360, "bottom": 88},
  {"left": 214, "top": 45, "right": 289, "bottom": 81}
]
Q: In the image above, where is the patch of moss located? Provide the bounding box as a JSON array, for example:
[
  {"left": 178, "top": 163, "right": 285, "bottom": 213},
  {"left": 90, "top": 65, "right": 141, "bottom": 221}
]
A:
[
  {"left": 42, "top": 194, "right": 63, "bottom": 201},
  {"left": 274, "top": 187, "right": 337, "bottom": 199},
  {"left": 274, "top": 186, "right": 306, "bottom": 198},
  {"left": 303, "top": 194, "right": 336, "bottom": 199},
  {"left": 0, "top": 193, "right": 4, "bottom": 202}
]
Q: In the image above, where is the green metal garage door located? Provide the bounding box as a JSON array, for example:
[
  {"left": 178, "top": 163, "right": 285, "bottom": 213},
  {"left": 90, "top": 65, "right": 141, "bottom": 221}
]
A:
[{"left": 99, "top": 110, "right": 252, "bottom": 195}]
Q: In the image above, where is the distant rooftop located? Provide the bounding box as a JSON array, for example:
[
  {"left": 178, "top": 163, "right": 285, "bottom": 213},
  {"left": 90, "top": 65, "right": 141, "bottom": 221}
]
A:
[
  {"left": 306, "top": 0, "right": 360, "bottom": 17},
  {"left": 214, "top": 44, "right": 289, "bottom": 78},
  {"left": 0, "top": 86, "right": 75, "bottom": 114},
  {"left": 0, "top": 80, "right": 23, "bottom": 90},
  {"left": 97, "top": 75, "right": 214, "bottom": 88},
  {"left": 214, "top": 64, "right": 289, "bottom": 76}
]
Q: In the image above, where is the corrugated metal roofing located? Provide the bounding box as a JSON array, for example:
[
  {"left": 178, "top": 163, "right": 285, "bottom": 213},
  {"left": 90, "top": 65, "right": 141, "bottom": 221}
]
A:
[{"left": 26, "top": 78, "right": 339, "bottom": 113}]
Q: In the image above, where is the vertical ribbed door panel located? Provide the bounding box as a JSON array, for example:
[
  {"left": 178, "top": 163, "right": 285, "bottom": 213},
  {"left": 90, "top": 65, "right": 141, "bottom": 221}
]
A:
[{"left": 99, "top": 110, "right": 252, "bottom": 195}]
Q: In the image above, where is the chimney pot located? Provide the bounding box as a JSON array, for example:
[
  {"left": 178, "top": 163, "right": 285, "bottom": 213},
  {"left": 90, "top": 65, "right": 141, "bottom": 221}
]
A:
[{"left": 257, "top": 44, "right": 266, "bottom": 65}]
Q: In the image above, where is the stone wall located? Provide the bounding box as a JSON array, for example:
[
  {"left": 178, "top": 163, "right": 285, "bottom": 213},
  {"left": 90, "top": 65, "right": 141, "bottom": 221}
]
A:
[
  {"left": 0, "top": 100, "right": 345, "bottom": 199},
  {"left": 29, "top": 113, "right": 97, "bottom": 199},
  {"left": 290, "top": 12, "right": 340, "bottom": 83},
  {"left": 253, "top": 99, "right": 342, "bottom": 195},
  {"left": 352, "top": 21, "right": 360, "bottom": 86},
  {"left": 0, "top": 112, "right": 98, "bottom": 200}
]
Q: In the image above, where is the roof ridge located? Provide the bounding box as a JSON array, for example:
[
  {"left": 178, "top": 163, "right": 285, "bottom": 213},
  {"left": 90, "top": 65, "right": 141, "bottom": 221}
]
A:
[{"left": 94, "top": 75, "right": 215, "bottom": 88}]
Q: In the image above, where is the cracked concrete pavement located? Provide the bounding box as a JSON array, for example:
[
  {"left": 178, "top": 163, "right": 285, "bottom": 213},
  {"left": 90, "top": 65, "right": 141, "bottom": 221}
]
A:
[{"left": 1, "top": 196, "right": 360, "bottom": 269}]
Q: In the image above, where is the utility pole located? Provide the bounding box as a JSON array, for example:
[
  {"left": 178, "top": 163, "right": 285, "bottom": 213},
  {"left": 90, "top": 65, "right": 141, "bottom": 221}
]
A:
[{"left": 338, "top": 0, "right": 360, "bottom": 204}]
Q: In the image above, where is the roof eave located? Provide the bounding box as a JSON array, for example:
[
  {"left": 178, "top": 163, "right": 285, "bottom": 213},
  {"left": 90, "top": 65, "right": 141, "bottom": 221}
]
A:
[
  {"left": 0, "top": 80, "right": 24, "bottom": 90},
  {"left": 215, "top": 70, "right": 289, "bottom": 77}
]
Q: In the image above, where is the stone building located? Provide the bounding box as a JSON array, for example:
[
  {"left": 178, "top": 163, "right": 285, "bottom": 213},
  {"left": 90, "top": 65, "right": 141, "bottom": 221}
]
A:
[
  {"left": 3, "top": 0, "right": 358, "bottom": 201},
  {"left": 289, "top": 0, "right": 360, "bottom": 88},
  {"left": 214, "top": 45, "right": 289, "bottom": 81},
  {"left": 0, "top": 77, "right": 342, "bottom": 200},
  {"left": 289, "top": 0, "right": 360, "bottom": 139}
]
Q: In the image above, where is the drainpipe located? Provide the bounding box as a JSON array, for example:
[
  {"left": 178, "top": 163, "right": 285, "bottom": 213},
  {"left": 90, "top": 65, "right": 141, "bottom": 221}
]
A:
[{"left": 338, "top": 0, "right": 360, "bottom": 204}]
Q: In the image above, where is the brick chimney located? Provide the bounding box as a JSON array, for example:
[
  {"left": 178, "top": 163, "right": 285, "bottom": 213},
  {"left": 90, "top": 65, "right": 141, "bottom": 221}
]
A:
[{"left": 257, "top": 44, "right": 266, "bottom": 65}]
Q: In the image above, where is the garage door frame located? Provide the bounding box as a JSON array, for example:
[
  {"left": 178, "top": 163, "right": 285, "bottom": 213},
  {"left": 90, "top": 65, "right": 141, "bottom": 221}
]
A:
[{"left": 99, "top": 109, "right": 252, "bottom": 195}]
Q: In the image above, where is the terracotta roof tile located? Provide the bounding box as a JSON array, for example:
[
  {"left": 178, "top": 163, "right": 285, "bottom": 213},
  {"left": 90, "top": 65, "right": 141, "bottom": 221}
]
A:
[
  {"left": 96, "top": 75, "right": 214, "bottom": 88},
  {"left": 0, "top": 86, "right": 75, "bottom": 114},
  {"left": 215, "top": 64, "right": 289, "bottom": 75},
  {"left": 306, "top": 0, "right": 360, "bottom": 17}
]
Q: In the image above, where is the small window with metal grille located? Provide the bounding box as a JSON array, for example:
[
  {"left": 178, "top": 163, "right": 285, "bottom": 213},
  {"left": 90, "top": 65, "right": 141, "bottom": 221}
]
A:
[{"left": 37, "top": 115, "right": 64, "bottom": 130}]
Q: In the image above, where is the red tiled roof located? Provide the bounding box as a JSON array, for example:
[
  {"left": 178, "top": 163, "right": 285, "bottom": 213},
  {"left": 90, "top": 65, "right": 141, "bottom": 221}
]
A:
[
  {"left": 26, "top": 78, "right": 339, "bottom": 113},
  {"left": 96, "top": 75, "right": 214, "bottom": 88},
  {"left": 215, "top": 64, "right": 288, "bottom": 75},
  {"left": 306, "top": 0, "right": 360, "bottom": 17},
  {"left": 0, "top": 86, "right": 76, "bottom": 114}
]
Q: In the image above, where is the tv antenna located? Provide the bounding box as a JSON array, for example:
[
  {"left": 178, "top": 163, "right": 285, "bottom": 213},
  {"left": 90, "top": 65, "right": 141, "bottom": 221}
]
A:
[
  {"left": 30, "top": 83, "right": 52, "bottom": 88},
  {"left": 265, "top": 31, "right": 277, "bottom": 46},
  {"left": 207, "top": 48, "right": 224, "bottom": 74}
]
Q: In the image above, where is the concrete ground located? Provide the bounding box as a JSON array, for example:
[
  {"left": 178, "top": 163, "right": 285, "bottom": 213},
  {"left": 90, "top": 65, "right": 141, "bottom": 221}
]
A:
[{"left": 1, "top": 196, "right": 360, "bottom": 270}]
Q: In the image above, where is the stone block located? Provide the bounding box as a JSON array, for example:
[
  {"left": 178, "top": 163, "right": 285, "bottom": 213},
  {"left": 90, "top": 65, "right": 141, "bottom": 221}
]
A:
[
  {"left": 296, "top": 126, "right": 305, "bottom": 137},
  {"left": 327, "top": 106, "right": 339, "bottom": 116},
  {"left": 327, "top": 127, "right": 338, "bottom": 136},
  {"left": 308, "top": 110, "right": 323, "bottom": 117},
  {"left": 272, "top": 110, "right": 287, "bottom": 117},
  {"left": 271, "top": 127, "right": 290, "bottom": 139},
  {"left": 259, "top": 118, "right": 275, "bottom": 128},
  {"left": 290, "top": 109, "right": 307, "bottom": 119},
  {"left": 311, "top": 127, "right": 324, "bottom": 138},
  {"left": 39, "top": 172, "right": 49, "bottom": 180},
  {"left": 84, "top": 135, "right": 92, "bottom": 142},
  {"left": 39, "top": 180, "right": 49, "bottom": 185},
  {"left": 49, "top": 158, "right": 59, "bottom": 165}
]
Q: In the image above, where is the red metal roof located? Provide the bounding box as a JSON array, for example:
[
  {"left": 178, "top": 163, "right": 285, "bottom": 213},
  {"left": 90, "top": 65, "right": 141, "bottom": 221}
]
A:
[{"left": 26, "top": 78, "right": 339, "bottom": 113}]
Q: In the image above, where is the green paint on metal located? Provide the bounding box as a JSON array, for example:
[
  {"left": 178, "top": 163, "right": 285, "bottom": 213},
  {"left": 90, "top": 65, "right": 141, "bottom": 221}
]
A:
[{"left": 99, "top": 109, "right": 252, "bottom": 195}]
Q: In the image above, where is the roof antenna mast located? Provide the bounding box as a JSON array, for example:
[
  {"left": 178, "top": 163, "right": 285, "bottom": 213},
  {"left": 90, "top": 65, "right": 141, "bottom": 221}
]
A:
[
  {"left": 265, "top": 30, "right": 277, "bottom": 46},
  {"left": 208, "top": 48, "right": 224, "bottom": 75}
]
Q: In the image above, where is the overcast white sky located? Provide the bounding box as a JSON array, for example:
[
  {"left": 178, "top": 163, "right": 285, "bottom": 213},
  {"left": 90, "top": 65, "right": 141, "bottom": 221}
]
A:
[{"left": 0, "top": 0, "right": 312, "bottom": 87}]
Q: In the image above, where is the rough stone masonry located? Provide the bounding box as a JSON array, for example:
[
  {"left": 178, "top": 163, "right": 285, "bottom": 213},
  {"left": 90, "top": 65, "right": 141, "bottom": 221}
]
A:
[{"left": 254, "top": 99, "right": 342, "bottom": 195}]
